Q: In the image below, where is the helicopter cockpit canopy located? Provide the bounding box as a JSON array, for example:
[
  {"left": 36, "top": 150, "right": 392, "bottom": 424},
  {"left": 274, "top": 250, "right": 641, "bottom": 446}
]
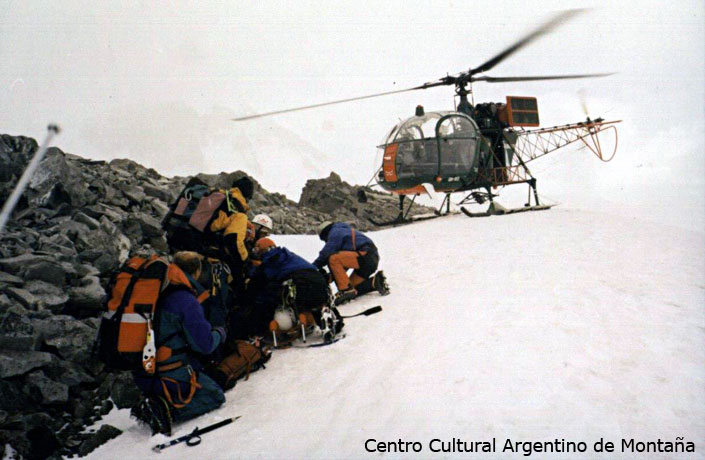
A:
[{"left": 378, "top": 111, "right": 482, "bottom": 192}]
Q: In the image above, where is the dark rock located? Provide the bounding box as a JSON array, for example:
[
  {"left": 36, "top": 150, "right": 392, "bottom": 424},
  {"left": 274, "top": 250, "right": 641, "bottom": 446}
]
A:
[
  {"left": 0, "top": 271, "right": 23, "bottom": 286},
  {"left": 26, "top": 423, "right": 62, "bottom": 460},
  {"left": 109, "top": 372, "right": 142, "bottom": 409},
  {"left": 99, "top": 399, "right": 114, "bottom": 416},
  {"left": 128, "top": 211, "right": 162, "bottom": 238},
  {"left": 28, "top": 148, "right": 92, "bottom": 208},
  {"left": 67, "top": 276, "right": 105, "bottom": 313},
  {"left": 77, "top": 424, "right": 122, "bottom": 456},
  {"left": 32, "top": 315, "right": 96, "bottom": 362},
  {"left": 148, "top": 235, "right": 169, "bottom": 253},
  {"left": 57, "top": 218, "right": 91, "bottom": 242},
  {"left": 119, "top": 184, "right": 146, "bottom": 204},
  {"left": 83, "top": 203, "right": 124, "bottom": 223},
  {"left": 24, "top": 280, "right": 68, "bottom": 312},
  {"left": 0, "top": 253, "right": 53, "bottom": 275},
  {"left": 2, "top": 287, "right": 39, "bottom": 310},
  {"left": 44, "top": 358, "right": 95, "bottom": 387},
  {"left": 75, "top": 263, "right": 100, "bottom": 278},
  {"left": 0, "top": 380, "right": 29, "bottom": 411},
  {"left": 73, "top": 211, "right": 101, "bottom": 230},
  {"left": 24, "top": 260, "right": 67, "bottom": 286},
  {"left": 299, "top": 172, "right": 435, "bottom": 231},
  {"left": 142, "top": 183, "right": 171, "bottom": 201},
  {"left": 24, "top": 370, "right": 69, "bottom": 404},
  {"left": 0, "top": 310, "right": 39, "bottom": 351},
  {"left": 0, "top": 350, "right": 54, "bottom": 378}
]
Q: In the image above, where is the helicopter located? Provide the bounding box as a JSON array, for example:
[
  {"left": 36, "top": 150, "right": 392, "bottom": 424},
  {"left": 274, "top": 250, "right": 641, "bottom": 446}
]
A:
[{"left": 232, "top": 9, "right": 620, "bottom": 225}]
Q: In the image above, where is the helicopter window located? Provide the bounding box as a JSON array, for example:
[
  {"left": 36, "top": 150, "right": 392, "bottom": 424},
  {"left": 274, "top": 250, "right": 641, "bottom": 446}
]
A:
[
  {"left": 393, "top": 113, "right": 442, "bottom": 142},
  {"left": 437, "top": 116, "right": 478, "bottom": 176},
  {"left": 437, "top": 116, "right": 477, "bottom": 138},
  {"left": 395, "top": 139, "right": 438, "bottom": 179}
]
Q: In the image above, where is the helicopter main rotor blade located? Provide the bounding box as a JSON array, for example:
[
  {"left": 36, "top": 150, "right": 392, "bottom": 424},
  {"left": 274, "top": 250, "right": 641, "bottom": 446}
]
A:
[
  {"left": 470, "top": 9, "right": 586, "bottom": 76},
  {"left": 231, "top": 86, "right": 428, "bottom": 121},
  {"left": 472, "top": 73, "right": 614, "bottom": 83}
]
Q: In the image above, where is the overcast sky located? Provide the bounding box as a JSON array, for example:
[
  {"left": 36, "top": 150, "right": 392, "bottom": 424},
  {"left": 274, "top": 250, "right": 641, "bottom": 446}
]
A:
[{"left": 1, "top": 1, "right": 703, "bottom": 218}]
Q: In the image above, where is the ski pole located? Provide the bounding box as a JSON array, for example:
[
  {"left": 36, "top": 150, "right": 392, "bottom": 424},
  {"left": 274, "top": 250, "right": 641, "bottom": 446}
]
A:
[
  {"left": 0, "top": 124, "right": 60, "bottom": 234},
  {"left": 152, "top": 416, "right": 241, "bottom": 453},
  {"left": 339, "top": 305, "right": 382, "bottom": 319}
]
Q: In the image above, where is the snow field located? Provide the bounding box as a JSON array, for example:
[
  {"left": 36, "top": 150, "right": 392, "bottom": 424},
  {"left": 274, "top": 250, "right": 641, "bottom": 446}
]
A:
[{"left": 86, "top": 208, "right": 704, "bottom": 459}]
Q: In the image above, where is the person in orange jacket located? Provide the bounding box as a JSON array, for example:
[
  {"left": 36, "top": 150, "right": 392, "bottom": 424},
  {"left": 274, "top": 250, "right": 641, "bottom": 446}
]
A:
[{"left": 313, "top": 221, "right": 390, "bottom": 305}]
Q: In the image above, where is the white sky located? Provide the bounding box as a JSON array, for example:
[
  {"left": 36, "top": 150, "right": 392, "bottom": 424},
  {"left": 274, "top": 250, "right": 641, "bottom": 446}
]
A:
[{"left": 1, "top": 1, "right": 703, "bottom": 216}]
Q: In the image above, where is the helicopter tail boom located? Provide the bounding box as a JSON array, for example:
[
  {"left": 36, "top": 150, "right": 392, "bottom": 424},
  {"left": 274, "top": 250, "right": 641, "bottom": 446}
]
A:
[{"left": 509, "top": 119, "right": 620, "bottom": 165}]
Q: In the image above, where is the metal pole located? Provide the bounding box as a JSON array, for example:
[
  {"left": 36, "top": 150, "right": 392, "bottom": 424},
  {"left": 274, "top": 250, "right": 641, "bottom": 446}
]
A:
[{"left": 0, "top": 125, "right": 60, "bottom": 234}]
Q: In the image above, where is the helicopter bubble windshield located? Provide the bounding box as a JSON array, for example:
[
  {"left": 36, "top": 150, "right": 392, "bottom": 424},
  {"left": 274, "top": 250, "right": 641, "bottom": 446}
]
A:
[{"left": 378, "top": 111, "right": 480, "bottom": 184}]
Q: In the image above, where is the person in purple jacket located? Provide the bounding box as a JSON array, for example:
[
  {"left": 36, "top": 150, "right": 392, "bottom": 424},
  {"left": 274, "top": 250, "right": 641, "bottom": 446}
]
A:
[
  {"left": 313, "top": 221, "right": 389, "bottom": 305},
  {"left": 132, "top": 251, "right": 227, "bottom": 435}
]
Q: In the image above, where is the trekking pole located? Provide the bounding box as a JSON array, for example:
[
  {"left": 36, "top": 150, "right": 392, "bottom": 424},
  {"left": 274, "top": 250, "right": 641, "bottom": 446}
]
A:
[
  {"left": 152, "top": 416, "right": 241, "bottom": 453},
  {"left": 0, "top": 124, "right": 60, "bottom": 234}
]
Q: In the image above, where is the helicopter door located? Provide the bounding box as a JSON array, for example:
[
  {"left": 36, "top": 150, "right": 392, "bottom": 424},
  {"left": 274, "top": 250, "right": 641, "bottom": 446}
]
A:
[{"left": 435, "top": 115, "right": 479, "bottom": 181}]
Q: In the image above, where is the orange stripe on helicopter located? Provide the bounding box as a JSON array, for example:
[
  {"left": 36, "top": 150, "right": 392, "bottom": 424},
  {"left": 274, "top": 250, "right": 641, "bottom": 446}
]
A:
[{"left": 382, "top": 144, "right": 398, "bottom": 182}]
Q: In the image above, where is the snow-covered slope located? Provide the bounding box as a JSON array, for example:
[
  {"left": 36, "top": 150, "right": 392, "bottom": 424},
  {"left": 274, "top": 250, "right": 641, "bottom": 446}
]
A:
[{"left": 86, "top": 208, "right": 705, "bottom": 459}]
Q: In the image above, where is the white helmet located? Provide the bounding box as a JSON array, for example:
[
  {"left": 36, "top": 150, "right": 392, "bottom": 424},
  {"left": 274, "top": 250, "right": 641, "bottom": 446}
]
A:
[{"left": 252, "top": 214, "right": 273, "bottom": 230}]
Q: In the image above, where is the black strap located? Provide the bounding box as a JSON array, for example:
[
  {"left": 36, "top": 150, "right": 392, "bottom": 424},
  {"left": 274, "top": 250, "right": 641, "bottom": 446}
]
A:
[{"left": 113, "top": 259, "right": 151, "bottom": 320}]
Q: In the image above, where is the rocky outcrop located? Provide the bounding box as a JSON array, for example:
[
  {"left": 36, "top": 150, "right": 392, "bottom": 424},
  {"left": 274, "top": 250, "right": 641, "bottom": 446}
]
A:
[
  {"left": 299, "top": 172, "right": 434, "bottom": 230},
  {"left": 0, "top": 133, "right": 434, "bottom": 458}
]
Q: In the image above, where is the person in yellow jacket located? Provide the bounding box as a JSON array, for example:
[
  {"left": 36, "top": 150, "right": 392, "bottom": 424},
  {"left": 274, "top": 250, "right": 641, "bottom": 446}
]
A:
[{"left": 209, "top": 176, "right": 254, "bottom": 294}]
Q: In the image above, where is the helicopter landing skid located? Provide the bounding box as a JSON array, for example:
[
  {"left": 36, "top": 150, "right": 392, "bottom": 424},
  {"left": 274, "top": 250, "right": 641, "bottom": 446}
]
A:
[{"left": 460, "top": 202, "right": 554, "bottom": 217}]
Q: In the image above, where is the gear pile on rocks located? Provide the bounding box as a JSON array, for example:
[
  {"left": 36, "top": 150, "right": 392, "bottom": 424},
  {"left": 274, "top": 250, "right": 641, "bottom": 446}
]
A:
[{"left": 0, "top": 133, "right": 433, "bottom": 458}]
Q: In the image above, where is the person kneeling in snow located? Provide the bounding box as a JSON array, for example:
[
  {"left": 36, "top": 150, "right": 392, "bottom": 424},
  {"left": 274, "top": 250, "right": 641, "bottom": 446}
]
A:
[
  {"left": 313, "top": 221, "right": 389, "bottom": 305},
  {"left": 132, "top": 251, "right": 227, "bottom": 435},
  {"left": 242, "top": 237, "right": 330, "bottom": 336}
]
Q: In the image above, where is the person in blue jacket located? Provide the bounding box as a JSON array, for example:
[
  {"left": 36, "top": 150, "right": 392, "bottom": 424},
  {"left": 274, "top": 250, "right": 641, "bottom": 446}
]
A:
[
  {"left": 132, "top": 251, "right": 227, "bottom": 435},
  {"left": 242, "top": 238, "right": 329, "bottom": 335},
  {"left": 313, "top": 221, "right": 389, "bottom": 305}
]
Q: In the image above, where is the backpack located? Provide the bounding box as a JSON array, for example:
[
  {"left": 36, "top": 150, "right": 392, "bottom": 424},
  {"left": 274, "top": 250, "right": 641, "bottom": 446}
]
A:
[
  {"left": 95, "top": 255, "right": 170, "bottom": 373},
  {"left": 162, "top": 178, "right": 226, "bottom": 255},
  {"left": 209, "top": 340, "right": 271, "bottom": 390}
]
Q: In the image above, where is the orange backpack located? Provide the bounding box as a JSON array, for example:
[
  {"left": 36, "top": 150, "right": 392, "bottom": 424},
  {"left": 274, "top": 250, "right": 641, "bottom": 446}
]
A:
[{"left": 95, "top": 255, "right": 170, "bottom": 373}]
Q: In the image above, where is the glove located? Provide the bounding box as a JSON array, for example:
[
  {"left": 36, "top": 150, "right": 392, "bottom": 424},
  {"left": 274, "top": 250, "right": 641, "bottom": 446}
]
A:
[{"left": 213, "top": 326, "right": 227, "bottom": 343}]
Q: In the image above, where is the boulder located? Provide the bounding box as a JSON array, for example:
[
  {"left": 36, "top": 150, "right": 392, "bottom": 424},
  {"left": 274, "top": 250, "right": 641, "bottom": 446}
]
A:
[
  {"left": 0, "top": 310, "right": 39, "bottom": 351},
  {"left": 24, "top": 370, "right": 69, "bottom": 405},
  {"left": 43, "top": 360, "right": 95, "bottom": 387},
  {"left": 28, "top": 148, "right": 92, "bottom": 208},
  {"left": 67, "top": 276, "right": 106, "bottom": 313},
  {"left": 73, "top": 211, "right": 101, "bottom": 230},
  {"left": 78, "top": 424, "right": 122, "bottom": 457},
  {"left": 128, "top": 211, "right": 163, "bottom": 237},
  {"left": 109, "top": 372, "right": 143, "bottom": 409},
  {"left": 119, "top": 184, "right": 146, "bottom": 204},
  {"left": 0, "top": 380, "right": 29, "bottom": 411},
  {"left": 23, "top": 259, "right": 67, "bottom": 286},
  {"left": 0, "top": 271, "right": 23, "bottom": 286},
  {"left": 32, "top": 315, "right": 97, "bottom": 362},
  {"left": 2, "top": 287, "right": 39, "bottom": 310},
  {"left": 0, "top": 253, "right": 53, "bottom": 275},
  {"left": 0, "top": 350, "right": 54, "bottom": 378},
  {"left": 24, "top": 280, "right": 68, "bottom": 312}
]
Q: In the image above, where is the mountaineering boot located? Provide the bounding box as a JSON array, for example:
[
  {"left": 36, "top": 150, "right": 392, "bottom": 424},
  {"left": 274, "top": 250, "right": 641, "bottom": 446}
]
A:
[
  {"left": 373, "top": 271, "right": 390, "bottom": 296},
  {"left": 131, "top": 396, "right": 173, "bottom": 436},
  {"left": 333, "top": 287, "right": 357, "bottom": 306}
]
